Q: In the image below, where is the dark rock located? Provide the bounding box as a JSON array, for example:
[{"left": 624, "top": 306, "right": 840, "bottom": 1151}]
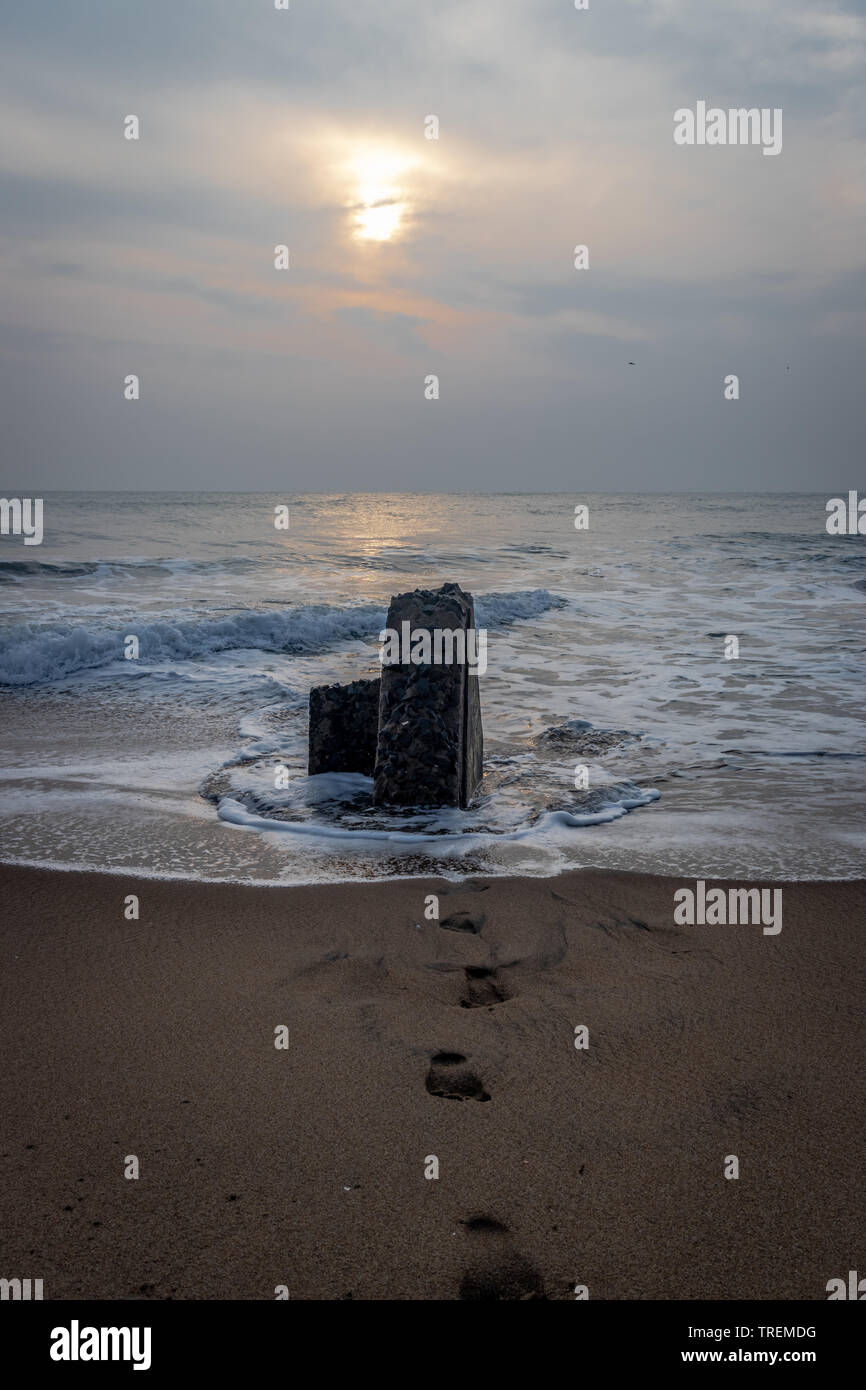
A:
[
  {"left": 536, "top": 720, "right": 636, "bottom": 755},
  {"left": 308, "top": 677, "right": 380, "bottom": 776},
  {"left": 373, "top": 582, "right": 483, "bottom": 808}
]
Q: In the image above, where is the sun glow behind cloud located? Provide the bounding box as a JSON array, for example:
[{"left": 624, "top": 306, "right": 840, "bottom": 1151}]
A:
[{"left": 349, "top": 148, "right": 417, "bottom": 241}]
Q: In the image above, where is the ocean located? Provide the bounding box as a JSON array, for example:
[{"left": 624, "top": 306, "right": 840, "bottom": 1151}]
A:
[{"left": 0, "top": 491, "right": 863, "bottom": 883}]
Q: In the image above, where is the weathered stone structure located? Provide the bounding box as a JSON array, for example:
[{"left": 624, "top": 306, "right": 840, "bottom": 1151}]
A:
[
  {"left": 373, "top": 583, "right": 483, "bottom": 808},
  {"left": 307, "top": 676, "right": 380, "bottom": 776},
  {"left": 306, "top": 583, "right": 483, "bottom": 807}
]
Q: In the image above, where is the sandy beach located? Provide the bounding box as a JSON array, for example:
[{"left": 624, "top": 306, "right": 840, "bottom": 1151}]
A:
[{"left": 1, "top": 862, "right": 862, "bottom": 1301}]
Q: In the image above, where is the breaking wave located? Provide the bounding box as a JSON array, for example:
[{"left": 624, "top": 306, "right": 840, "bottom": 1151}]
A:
[{"left": 0, "top": 590, "right": 566, "bottom": 686}]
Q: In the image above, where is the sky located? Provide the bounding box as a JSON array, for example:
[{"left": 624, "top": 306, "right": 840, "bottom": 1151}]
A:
[{"left": 0, "top": 0, "right": 864, "bottom": 493}]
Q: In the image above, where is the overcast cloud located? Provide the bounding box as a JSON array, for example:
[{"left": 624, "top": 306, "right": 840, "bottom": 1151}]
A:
[{"left": 1, "top": 0, "right": 864, "bottom": 491}]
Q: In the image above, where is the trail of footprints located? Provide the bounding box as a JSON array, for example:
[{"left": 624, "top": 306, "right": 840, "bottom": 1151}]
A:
[{"left": 425, "top": 883, "right": 546, "bottom": 1299}]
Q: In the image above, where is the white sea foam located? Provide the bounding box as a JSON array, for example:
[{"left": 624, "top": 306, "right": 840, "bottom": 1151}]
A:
[{"left": 216, "top": 785, "right": 660, "bottom": 842}]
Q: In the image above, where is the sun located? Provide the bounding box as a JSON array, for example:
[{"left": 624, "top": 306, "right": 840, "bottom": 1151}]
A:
[
  {"left": 356, "top": 199, "right": 402, "bottom": 242},
  {"left": 349, "top": 149, "right": 415, "bottom": 242}
]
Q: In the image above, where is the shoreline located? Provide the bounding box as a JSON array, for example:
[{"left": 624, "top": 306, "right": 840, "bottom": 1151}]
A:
[
  {"left": 1, "top": 863, "right": 863, "bottom": 1300},
  {"left": 3, "top": 855, "right": 864, "bottom": 889}
]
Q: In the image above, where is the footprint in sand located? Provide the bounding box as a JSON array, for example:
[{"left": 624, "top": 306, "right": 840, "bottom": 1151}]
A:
[
  {"left": 460, "top": 965, "right": 510, "bottom": 1008},
  {"left": 440, "top": 909, "right": 486, "bottom": 935},
  {"left": 458, "top": 1215, "right": 545, "bottom": 1300},
  {"left": 425, "top": 1052, "right": 490, "bottom": 1102}
]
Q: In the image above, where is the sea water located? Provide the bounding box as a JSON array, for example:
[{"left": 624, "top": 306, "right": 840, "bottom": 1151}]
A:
[{"left": 0, "top": 491, "right": 863, "bottom": 883}]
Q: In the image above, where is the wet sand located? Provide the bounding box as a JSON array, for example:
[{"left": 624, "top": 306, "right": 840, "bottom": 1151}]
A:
[{"left": 0, "top": 863, "right": 863, "bottom": 1300}]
